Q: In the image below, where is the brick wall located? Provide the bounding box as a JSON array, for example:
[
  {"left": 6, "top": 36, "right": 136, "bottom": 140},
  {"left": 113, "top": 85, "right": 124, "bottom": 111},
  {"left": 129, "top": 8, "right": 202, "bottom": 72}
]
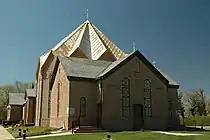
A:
[
  {"left": 50, "top": 63, "right": 70, "bottom": 129},
  {"left": 36, "top": 53, "right": 57, "bottom": 127},
  {"left": 101, "top": 56, "right": 178, "bottom": 130}
]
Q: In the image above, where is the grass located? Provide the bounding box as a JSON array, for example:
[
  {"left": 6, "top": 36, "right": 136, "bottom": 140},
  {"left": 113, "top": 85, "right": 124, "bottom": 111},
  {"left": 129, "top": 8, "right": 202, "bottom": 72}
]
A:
[
  {"left": 29, "top": 131, "right": 210, "bottom": 140},
  {"left": 7, "top": 126, "right": 58, "bottom": 138},
  {"left": 181, "top": 116, "right": 210, "bottom": 126}
]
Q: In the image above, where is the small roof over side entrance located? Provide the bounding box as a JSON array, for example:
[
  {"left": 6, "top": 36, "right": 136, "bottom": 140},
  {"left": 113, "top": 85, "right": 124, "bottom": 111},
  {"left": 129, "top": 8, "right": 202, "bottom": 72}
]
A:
[
  {"left": 25, "top": 89, "right": 36, "bottom": 98},
  {"left": 9, "top": 93, "right": 25, "bottom": 106}
]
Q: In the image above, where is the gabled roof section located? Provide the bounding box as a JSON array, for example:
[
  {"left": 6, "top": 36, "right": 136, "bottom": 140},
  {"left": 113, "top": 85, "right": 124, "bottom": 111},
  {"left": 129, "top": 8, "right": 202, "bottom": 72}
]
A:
[
  {"left": 58, "top": 56, "right": 111, "bottom": 79},
  {"left": 97, "top": 50, "right": 179, "bottom": 88},
  {"left": 55, "top": 49, "right": 179, "bottom": 88},
  {"left": 91, "top": 23, "right": 126, "bottom": 59},
  {"left": 9, "top": 93, "right": 25, "bottom": 106},
  {"left": 41, "top": 51, "right": 55, "bottom": 73},
  {"left": 52, "top": 22, "right": 85, "bottom": 52},
  {"left": 54, "top": 23, "right": 85, "bottom": 57},
  {"left": 97, "top": 52, "right": 134, "bottom": 78},
  {"left": 158, "top": 69, "right": 179, "bottom": 86},
  {"left": 57, "top": 50, "right": 179, "bottom": 88},
  {"left": 36, "top": 51, "right": 57, "bottom": 79},
  {"left": 26, "top": 89, "right": 36, "bottom": 98}
]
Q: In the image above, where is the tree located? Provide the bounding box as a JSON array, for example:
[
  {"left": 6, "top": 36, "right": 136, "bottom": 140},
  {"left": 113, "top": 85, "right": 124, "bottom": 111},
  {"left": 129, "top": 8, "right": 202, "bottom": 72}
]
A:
[
  {"left": 0, "top": 84, "right": 16, "bottom": 121},
  {"left": 177, "top": 92, "right": 185, "bottom": 124},
  {"left": 206, "top": 97, "right": 210, "bottom": 114},
  {"left": 186, "top": 88, "right": 207, "bottom": 129},
  {"left": 0, "top": 82, "right": 33, "bottom": 121},
  {"left": 187, "top": 89, "right": 207, "bottom": 117},
  {"left": 15, "top": 81, "right": 32, "bottom": 93}
]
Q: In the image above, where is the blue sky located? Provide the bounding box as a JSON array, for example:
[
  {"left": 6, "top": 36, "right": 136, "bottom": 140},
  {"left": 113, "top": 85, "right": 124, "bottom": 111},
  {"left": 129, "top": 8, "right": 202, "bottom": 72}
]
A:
[{"left": 0, "top": 0, "right": 210, "bottom": 94}]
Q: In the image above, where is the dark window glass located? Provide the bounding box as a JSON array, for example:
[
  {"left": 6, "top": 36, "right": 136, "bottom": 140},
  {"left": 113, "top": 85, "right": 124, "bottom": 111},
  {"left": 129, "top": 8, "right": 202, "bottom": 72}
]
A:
[
  {"left": 121, "top": 77, "right": 130, "bottom": 118},
  {"left": 48, "top": 74, "right": 52, "bottom": 118},
  {"left": 144, "top": 79, "right": 152, "bottom": 118},
  {"left": 57, "top": 82, "right": 61, "bottom": 117}
]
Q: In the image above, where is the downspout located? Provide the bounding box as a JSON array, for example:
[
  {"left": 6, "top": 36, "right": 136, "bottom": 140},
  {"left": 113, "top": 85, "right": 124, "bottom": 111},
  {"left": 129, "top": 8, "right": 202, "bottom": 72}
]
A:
[
  {"left": 99, "top": 79, "right": 103, "bottom": 104},
  {"left": 99, "top": 78, "right": 103, "bottom": 128}
]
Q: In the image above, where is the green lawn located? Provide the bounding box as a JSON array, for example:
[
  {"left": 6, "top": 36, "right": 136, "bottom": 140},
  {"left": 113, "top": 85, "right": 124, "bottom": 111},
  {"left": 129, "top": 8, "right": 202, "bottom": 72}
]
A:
[
  {"left": 30, "top": 131, "right": 210, "bottom": 140},
  {"left": 181, "top": 116, "right": 210, "bottom": 126},
  {"left": 7, "top": 126, "right": 58, "bottom": 138}
]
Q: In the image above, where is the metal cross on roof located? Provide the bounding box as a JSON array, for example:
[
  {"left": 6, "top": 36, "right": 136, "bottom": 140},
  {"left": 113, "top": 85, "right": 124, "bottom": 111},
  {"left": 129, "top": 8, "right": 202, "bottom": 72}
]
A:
[
  {"left": 86, "top": 9, "right": 89, "bottom": 20},
  {"left": 132, "top": 41, "right": 136, "bottom": 52},
  {"left": 152, "top": 61, "right": 156, "bottom": 67}
]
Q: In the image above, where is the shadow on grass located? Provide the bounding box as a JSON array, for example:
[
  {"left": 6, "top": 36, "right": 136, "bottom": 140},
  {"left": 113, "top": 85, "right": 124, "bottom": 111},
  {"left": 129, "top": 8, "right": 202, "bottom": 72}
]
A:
[
  {"left": 8, "top": 126, "right": 60, "bottom": 138},
  {"left": 102, "top": 125, "right": 210, "bottom": 133}
]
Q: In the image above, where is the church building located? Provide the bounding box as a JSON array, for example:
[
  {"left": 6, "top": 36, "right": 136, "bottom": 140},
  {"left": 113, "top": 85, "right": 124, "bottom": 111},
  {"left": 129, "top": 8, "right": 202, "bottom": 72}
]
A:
[{"left": 35, "top": 20, "right": 180, "bottom": 131}]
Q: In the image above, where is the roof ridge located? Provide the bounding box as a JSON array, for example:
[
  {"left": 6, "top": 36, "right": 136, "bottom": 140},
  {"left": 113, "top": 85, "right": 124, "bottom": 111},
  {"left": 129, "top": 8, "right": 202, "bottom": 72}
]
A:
[
  {"left": 59, "top": 55, "right": 111, "bottom": 62},
  {"left": 96, "top": 51, "right": 135, "bottom": 79},
  {"left": 91, "top": 23, "right": 126, "bottom": 59},
  {"left": 95, "top": 60, "right": 114, "bottom": 78},
  {"left": 52, "top": 22, "right": 86, "bottom": 51}
]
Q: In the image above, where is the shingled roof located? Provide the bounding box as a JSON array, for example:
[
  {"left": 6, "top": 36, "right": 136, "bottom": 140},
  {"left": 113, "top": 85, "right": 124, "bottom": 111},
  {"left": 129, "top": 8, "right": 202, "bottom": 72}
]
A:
[
  {"left": 9, "top": 93, "right": 25, "bottom": 106},
  {"left": 59, "top": 50, "right": 179, "bottom": 87},
  {"left": 158, "top": 69, "right": 179, "bottom": 86},
  {"left": 59, "top": 56, "right": 111, "bottom": 79},
  {"left": 26, "top": 89, "right": 36, "bottom": 97}
]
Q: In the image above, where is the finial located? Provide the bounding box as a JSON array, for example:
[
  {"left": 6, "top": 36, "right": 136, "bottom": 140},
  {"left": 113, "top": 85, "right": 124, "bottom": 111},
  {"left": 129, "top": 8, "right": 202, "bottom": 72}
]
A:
[
  {"left": 86, "top": 9, "right": 89, "bottom": 20},
  {"left": 152, "top": 61, "right": 156, "bottom": 67},
  {"left": 132, "top": 41, "right": 136, "bottom": 52}
]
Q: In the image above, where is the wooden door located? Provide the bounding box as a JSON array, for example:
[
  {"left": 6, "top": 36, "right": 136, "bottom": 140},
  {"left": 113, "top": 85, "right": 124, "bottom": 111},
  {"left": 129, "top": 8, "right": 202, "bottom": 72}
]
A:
[
  {"left": 97, "top": 103, "right": 102, "bottom": 127},
  {"left": 133, "top": 104, "right": 144, "bottom": 130}
]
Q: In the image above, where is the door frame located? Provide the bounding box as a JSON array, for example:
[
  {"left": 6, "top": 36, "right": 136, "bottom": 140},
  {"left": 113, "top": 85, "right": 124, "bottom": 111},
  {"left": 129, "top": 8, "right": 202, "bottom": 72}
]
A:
[{"left": 133, "top": 104, "right": 144, "bottom": 130}]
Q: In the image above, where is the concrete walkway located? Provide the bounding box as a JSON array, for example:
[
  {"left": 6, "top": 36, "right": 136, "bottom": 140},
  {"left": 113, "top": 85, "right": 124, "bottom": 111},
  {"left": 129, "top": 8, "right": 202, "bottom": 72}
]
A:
[
  {"left": 0, "top": 126, "right": 14, "bottom": 140},
  {"left": 16, "top": 131, "right": 73, "bottom": 139},
  {"left": 188, "top": 126, "right": 210, "bottom": 130},
  {"left": 153, "top": 131, "right": 203, "bottom": 136},
  {"left": 16, "top": 131, "right": 204, "bottom": 139}
]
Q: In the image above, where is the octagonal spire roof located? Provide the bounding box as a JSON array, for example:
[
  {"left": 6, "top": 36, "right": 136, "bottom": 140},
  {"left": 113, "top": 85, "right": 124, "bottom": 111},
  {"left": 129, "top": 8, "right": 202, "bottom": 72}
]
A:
[
  {"left": 50, "top": 20, "right": 126, "bottom": 60},
  {"left": 37, "top": 20, "right": 127, "bottom": 79}
]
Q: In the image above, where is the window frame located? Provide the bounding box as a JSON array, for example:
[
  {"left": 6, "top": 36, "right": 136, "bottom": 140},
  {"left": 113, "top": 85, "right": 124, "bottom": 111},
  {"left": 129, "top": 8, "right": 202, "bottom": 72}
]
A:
[
  {"left": 80, "top": 97, "right": 86, "bottom": 117},
  {"left": 121, "top": 77, "right": 131, "bottom": 118},
  {"left": 144, "top": 79, "right": 152, "bottom": 118}
]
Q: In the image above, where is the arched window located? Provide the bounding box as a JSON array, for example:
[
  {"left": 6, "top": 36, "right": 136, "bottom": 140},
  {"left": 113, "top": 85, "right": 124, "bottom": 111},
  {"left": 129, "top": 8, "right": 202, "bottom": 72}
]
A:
[
  {"left": 80, "top": 97, "right": 86, "bottom": 117},
  {"left": 144, "top": 79, "right": 152, "bottom": 118},
  {"left": 48, "top": 73, "right": 53, "bottom": 118},
  {"left": 57, "top": 82, "right": 61, "bottom": 117},
  {"left": 121, "top": 77, "right": 131, "bottom": 118}
]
